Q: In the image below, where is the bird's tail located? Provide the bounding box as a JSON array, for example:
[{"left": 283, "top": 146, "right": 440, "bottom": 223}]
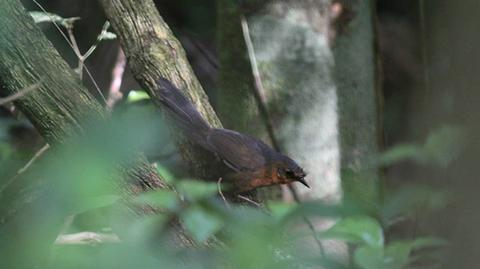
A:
[{"left": 152, "top": 78, "right": 212, "bottom": 146}]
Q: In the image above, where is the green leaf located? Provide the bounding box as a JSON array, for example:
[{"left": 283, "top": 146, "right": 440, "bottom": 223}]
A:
[
  {"left": 354, "top": 246, "right": 385, "bottom": 269},
  {"left": 69, "top": 194, "right": 120, "bottom": 215},
  {"left": 135, "top": 190, "right": 178, "bottom": 211},
  {"left": 321, "top": 216, "right": 384, "bottom": 247},
  {"left": 176, "top": 180, "right": 218, "bottom": 201},
  {"left": 354, "top": 238, "right": 447, "bottom": 269},
  {"left": 424, "top": 125, "right": 466, "bottom": 167},
  {"left": 181, "top": 206, "right": 223, "bottom": 242},
  {"left": 267, "top": 202, "right": 297, "bottom": 220},
  {"left": 376, "top": 144, "right": 424, "bottom": 166},
  {"left": 155, "top": 165, "right": 176, "bottom": 184},
  {"left": 354, "top": 243, "right": 410, "bottom": 269},
  {"left": 0, "top": 143, "right": 13, "bottom": 161},
  {"left": 410, "top": 237, "right": 448, "bottom": 249},
  {"left": 381, "top": 186, "right": 447, "bottom": 225},
  {"left": 127, "top": 90, "right": 150, "bottom": 102},
  {"left": 29, "top": 11, "right": 80, "bottom": 28},
  {"left": 99, "top": 31, "right": 117, "bottom": 41},
  {"left": 384, "top": 242, "right": 412, "bottom": 269},
  {"left": 29, "top": 11, "right": 64, "bottom": 24}
]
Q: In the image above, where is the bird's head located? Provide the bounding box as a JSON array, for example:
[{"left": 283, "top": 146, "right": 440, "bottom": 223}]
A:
[{"left": 275, "top": 155, "right": 309, "bottom": 188}]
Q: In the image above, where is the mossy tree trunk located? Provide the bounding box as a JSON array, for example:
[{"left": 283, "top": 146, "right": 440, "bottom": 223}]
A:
[
  {"left": 0, "top": 0, "right": 198, "bottom": 262},
  {"left": 99, "top": 0, "right": 223, "bottom": 179},
  {"left": 332, "top": 0, "right": 381, "bottom": 205},
  {"left": 216, "top": 0, "right": 265, "bottom": 136}
]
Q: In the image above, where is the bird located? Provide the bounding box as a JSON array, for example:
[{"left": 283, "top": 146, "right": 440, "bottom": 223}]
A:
[{"left": 152, "top": 78, "right": 310, "bottom": 193}]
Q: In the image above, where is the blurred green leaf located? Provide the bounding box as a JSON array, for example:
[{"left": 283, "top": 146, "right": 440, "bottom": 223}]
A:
[
  {"left": 69, "top": 194, "right": 120, "bottom": 215},
  {"left": 322, "top": 216, "right": 384, "bottom": 247},
  {"left": 155, "top": 165, "right": 176, "bottom": 184},
  {"left": 354, "top": 246, "right": 385, "bottom": 269},
  {"left": 354, "top": 243, "right": 410, "bottom": 269},
  {"left": 424, "top": 125, "right": 466, "bottom": 167},
  {"left": 181, "top": 206, "right": 223, "bottom": 242},
  {"left": 0, "top": 143, "right": 13, "bottom": 161},
  {"left": 176, "top": 180, "right": 218, "bottom": 201},
  {"left": 267, "top": 201, "right": 297, "bottom": 220},
  {"left": 354, "top": 238, "right": 446, "bottom": 269},
  {"left": 381, "top": 186, "right": 447, "bottom": 225},
  {"left": 377, "top": 125, "right": 465, "bottom": 167},
  {"left": 135, "top": 190, "right": 178, "bottom": 211},
  {"left": 377, "top": 144, "right": 424, "bottom": 166},
  {"left": 127, "top": 90, "right": 150, "bottom": 102},
  {"left": 410, "top": 237, "right": 448, "bottom": 249}
]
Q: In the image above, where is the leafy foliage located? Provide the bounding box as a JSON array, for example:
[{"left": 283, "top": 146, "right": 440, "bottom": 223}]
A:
[{"left": 0, "top": 107, "right": 448, "bottom": 269}]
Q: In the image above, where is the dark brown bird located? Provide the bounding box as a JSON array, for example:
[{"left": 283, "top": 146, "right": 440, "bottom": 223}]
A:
[{"left": 153, "top": 78, "right": 309, "bottom": 193}]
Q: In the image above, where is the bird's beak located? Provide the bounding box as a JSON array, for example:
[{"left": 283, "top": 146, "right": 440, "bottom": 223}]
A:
[{"left": 297, "top": 178, "right": 310, "bottom": 188}]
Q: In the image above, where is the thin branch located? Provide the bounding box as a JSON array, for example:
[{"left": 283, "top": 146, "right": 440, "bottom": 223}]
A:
[
  {"left": 55, "top": 232, "right": 121, "bottom": 245},
  {"left": 82, "top": 21, "right": 111, "bottom": 60},
  {"left": 106, "top": 47, "right": 126, "bottom": 110},
  {"left": 237, "top": 194, "right": 262, "bottom": 208},
  {"left": 0, "top": 81, "right": 42, "bottom": 106},
  {"left": 240, "top": 15, "right": 281, "bottom": 151},
  {"left": 217, "top": 177, "right": 230, "bottom": 208},
  {"left": 17, "top": 143, "right": 50, "bottom": 175},
  {"left": 65, "top": 26, "right": 84, "bottom": 79},
  {"left": 31, "top": 0, "right": 107, "bottom": 105},
  {"left": 66, "top": 26, "right": 82, "bottom": 59}
]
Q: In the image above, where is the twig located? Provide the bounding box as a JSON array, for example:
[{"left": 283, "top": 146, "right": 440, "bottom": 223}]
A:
[
  {"left": 237, "top": 194, "right": 262, "bottom": 208},
  {"left": 0, "top": 142, "right": 49, "bottom": 195},
  {"left": 217, "top": 177, "right": 230, "bottom": 208},
  {"left": 82, "top": 22, "right": 111, "bottom": 60},
  {"left": 240, "top": 15, "right": 281, "bottom": 151},
  {"left": 31, "top": 0, "right": 107, "bottom": 105},
  {"left": 54, "top": 232, "right": 120, "bottom": 245},
  {"left": 288, "top": 184, "right": 325, "bottom": 254},
  {"left": 240, "top": 14, "right": 324, "bottom": 255},
  {"left": 0, "top": 81, "right": 42, "bottom": 106},
  {"left": 106, "top": 47, "right": 126, "bottom": 110},
  {"left": 17, "top": 143, "right": 50, "bottom": 175}
]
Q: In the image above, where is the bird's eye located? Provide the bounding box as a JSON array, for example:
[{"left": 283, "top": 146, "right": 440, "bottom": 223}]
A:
[{"left": 285, "top": 169, "right": 295, "bottom": 178}]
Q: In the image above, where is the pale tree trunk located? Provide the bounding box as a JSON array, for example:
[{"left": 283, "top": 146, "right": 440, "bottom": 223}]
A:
[
  {"left": 245, "top": 0, "right": 340, "bottom": 202},
  {"left": 225, "top": 0, "right": 381, "bottom": 260},
  {"left": 244, "top": 0, "right": 381, "bottom": 205}
]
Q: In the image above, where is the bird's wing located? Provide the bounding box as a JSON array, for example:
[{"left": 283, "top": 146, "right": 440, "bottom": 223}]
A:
[{"left": 206, "top": 129, "right": 268, "bottom": 172}]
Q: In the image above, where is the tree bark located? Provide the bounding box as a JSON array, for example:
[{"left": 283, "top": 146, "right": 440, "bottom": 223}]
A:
[
  {"left": 0, "top": 0, "right": 201, "bottom": 259},
  {"left": 333, "top": 0, "right": 382, "bottom": 176},
  {"left": 216, "top": 0, "right": 264, "bottom": 135},
  {"left": 245, "top": 0, "right": 340, "bottom": 201}
]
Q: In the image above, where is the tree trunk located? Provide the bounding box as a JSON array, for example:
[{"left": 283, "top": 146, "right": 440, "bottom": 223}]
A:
[
  {"left": 216, "top": 0, "right": 265, "bottom": 135},
  {"left": 99, "top": 0, "right": 224, "bottom": 180},
  {"left": 0, "top": 0, "right": 196, "bottom": 262},
  {"left": 333, "top": 0, "right": 381, "bottom": 177},
  {"left": 245, "top": 0, "right": 340, "bottom": 201}
]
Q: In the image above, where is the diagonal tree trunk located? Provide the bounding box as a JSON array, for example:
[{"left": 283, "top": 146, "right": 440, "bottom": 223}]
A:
[
  {"left": 99, "top": 0, "right": 223, "bottom": 180},
  {"left": 0, "top": 0, "right": 199, "bottom": 263}
]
